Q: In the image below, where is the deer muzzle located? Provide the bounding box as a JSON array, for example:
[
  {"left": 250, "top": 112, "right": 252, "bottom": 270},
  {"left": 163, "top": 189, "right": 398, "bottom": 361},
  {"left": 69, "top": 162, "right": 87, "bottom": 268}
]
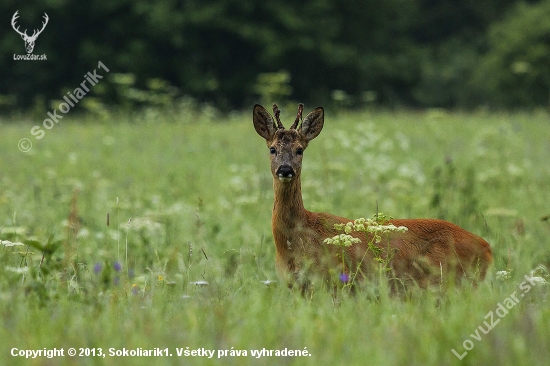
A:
[{"left": 276, "top": 165, "right": 295, "bottom": 182}]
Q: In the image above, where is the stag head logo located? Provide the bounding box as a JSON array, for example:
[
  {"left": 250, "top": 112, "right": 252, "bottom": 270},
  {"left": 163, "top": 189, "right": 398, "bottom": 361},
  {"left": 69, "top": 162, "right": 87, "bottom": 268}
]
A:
[{"left": 11, "top": 10, "right": 49, "bottom": 54}]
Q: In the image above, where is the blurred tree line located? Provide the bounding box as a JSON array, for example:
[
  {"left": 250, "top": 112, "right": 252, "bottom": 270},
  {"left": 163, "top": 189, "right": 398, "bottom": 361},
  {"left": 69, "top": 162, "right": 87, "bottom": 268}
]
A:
[{"left": 1, "top": 0, "right": 549, "bottom": 113}]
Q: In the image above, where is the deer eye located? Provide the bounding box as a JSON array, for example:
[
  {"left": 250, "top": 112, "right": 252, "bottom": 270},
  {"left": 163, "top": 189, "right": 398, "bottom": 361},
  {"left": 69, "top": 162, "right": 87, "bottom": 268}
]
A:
[
  {"left": 296, "top": 148, "right": 303, "bottom": 155},
  {"left": 269, "top": 147, "right": 276, "bottom": 155}
]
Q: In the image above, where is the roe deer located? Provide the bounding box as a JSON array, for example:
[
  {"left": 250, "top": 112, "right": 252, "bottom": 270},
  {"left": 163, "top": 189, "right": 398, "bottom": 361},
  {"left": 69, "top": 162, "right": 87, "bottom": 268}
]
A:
[{"left": 253, "top": 103, "right": 493, "bottom": 292}]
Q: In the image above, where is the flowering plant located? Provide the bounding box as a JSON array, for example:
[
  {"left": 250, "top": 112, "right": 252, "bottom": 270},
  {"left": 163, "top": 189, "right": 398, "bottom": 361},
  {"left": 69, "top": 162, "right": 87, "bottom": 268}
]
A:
[{"left": 324, "top": 213, "right": 408, "bottom": 288}]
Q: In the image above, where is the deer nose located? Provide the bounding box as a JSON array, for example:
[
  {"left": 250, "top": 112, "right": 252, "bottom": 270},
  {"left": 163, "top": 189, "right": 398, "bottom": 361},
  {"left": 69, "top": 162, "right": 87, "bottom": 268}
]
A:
[{"left": 276, "top": 165, "right": 295, "bottom": 180}]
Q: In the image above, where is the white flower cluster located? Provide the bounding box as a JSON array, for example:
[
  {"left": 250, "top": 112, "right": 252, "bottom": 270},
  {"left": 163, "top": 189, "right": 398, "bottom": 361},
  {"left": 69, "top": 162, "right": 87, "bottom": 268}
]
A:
[
  {"left": 495, "top": 270, "right": 512, "bottom": 281},
  {"left": 324, "top": 234, "right": 361, "bottom": 247},
  {"left": 339, "top": 218, "right": 408, "bottom": 243},
  {"left": 496, "top": 265, "right": 549, "bottom": 285},
  {"left": 0, "top": 240, "right": 25, "bottom": 247},
  {"left": 324, "top": 217, "right": 408, "bottom": 247},
  {"left": 526, "top": 265, "right": 549, "bottom": 286}
]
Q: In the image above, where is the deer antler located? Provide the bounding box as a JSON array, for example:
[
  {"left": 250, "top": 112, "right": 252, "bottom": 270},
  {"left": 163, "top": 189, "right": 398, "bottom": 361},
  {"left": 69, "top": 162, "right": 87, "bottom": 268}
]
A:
[
  {"left": 290, "top": 103, "right": 304, "bottom": 130},
  {"left": 11, "top": 11, "right": 27, "bottom": 38},
  {"left": 272, "top": 104, "right": 285, "bottom": 130}
]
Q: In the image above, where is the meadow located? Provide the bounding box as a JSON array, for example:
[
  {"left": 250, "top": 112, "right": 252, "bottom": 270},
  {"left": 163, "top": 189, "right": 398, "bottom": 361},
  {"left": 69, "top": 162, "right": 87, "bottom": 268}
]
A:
[{"left": 0, "top": 106, "right": 549, "bottom": 365}]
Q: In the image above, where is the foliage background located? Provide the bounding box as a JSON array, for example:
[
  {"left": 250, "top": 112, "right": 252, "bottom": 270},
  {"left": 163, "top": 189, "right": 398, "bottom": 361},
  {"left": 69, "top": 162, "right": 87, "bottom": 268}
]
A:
[{"left": 2, "top": 0, "right": 550, "bottom": 112}]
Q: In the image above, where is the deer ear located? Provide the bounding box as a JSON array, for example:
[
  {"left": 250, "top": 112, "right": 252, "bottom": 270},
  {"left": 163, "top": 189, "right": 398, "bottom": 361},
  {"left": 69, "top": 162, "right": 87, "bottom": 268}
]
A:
[
  {"left": 253, "top": 104, "right": 276, "bottom": 140},
  {"left": 300, "top": 107, "right": 324, "bottom": 142}
]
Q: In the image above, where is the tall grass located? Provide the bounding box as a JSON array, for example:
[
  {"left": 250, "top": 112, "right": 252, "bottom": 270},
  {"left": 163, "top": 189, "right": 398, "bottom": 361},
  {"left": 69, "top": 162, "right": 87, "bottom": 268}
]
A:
[{"left": 0, "top": 108, "right": 549, "bottom": 365}]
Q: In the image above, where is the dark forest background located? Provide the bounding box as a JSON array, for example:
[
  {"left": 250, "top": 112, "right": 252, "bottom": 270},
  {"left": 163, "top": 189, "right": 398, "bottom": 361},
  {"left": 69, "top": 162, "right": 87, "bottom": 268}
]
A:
[{"left": 2, "top": 0, "right": 550, "bottom": 113}]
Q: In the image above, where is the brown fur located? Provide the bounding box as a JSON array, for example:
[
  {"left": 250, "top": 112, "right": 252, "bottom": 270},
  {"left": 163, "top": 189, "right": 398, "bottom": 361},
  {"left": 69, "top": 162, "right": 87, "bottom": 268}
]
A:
[{"left": 253, "top": 104, "right": 493, "bottom": 291}]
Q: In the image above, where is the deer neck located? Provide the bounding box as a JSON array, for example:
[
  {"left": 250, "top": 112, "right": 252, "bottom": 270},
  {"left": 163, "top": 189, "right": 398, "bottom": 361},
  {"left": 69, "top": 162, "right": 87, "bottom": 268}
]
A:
[{"left": 272, "top": 176, "right": 308, "bottom": 252}]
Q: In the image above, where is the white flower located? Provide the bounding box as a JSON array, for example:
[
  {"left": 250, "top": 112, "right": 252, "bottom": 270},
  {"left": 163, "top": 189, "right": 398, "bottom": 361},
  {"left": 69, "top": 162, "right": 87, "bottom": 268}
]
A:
[
  {"left": 344, "top": 223, "right": 352, "bottom": 234},
  {"left": 525, "top": 276, "right": 548, "bottom": 286},
  {"left": 328, "top": 216, "right": 407, "bottom": 247},
  {"left": 324, "top": 234, "right": 361, "bottom": 247},
  {"left": 496, "top": 270, "right": 511, "bottom": 281}
]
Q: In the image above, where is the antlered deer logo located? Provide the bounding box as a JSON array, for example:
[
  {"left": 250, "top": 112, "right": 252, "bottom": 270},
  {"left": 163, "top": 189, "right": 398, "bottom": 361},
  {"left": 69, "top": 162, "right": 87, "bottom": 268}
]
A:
[{"left": 11, "top": 10, "right": 49, "bottom": 54}]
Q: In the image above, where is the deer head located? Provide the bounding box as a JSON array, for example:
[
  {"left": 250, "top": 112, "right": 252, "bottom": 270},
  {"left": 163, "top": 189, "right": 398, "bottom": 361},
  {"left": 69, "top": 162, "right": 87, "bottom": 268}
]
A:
[
  {"left": 253, "top": 104, "right": 324, "bottom": 183},
  {"left": 12, "top": 11, "right": 49, "bottom": 54}
]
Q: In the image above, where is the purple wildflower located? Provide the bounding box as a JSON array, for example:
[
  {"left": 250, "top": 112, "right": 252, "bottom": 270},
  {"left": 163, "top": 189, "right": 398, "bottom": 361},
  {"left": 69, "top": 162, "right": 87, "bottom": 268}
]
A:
[
  {"left": 114, "top": 261, "right": 122, "bottom": 272},
  {"left": 339, "top": 273, "right": 350, "bottom": 283},
  {"left": 93, "top": 263, "right": 102, "bottom": 274}
]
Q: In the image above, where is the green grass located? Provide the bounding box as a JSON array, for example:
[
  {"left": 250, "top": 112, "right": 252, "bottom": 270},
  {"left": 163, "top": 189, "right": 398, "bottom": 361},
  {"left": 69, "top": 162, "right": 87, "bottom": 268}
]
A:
[{"left": 1, "top": 108, "right": 549, "bottom": 365}]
